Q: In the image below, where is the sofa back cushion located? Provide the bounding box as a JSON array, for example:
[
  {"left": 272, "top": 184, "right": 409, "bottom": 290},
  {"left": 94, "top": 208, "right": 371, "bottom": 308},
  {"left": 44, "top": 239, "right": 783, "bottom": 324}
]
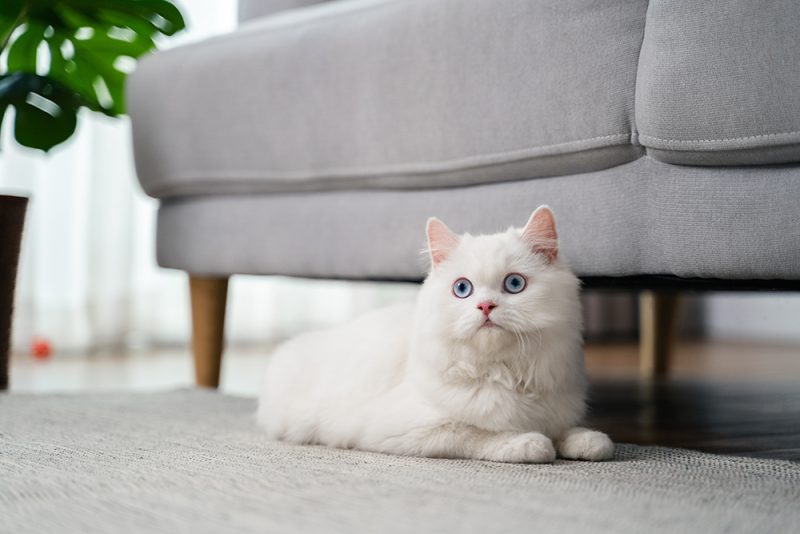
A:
[
  {"left": 635, "top": 0, "right": 800, "bottom": 165},
  {"left": 238, "top": 0, "right": 332, "bottom": 23},
  {"left": 131, "top": 0, "right": 649, "bottom": 197}
]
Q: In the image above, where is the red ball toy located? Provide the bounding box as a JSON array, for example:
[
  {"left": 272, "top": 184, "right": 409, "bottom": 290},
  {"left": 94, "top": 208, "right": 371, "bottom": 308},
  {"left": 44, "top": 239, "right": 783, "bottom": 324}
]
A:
[{"left": 30, "top": 337, "right": 52, "bottom": 360}]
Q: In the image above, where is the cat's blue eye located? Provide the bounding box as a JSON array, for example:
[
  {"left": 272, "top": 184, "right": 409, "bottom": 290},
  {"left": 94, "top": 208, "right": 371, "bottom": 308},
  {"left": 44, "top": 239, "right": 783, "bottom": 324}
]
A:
[
  {"left": 503, "top": 273, "right": 527, "bottom": 294},
  {"left": 452, "top": 278, "right": 473, "bottom": 298}
]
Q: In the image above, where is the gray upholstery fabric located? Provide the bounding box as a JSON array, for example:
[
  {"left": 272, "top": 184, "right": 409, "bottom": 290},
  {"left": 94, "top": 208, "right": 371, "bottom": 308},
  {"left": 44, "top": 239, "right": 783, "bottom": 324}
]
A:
[
  {"left": 636, "top": 0, "right": 800, "bottom": 165},
  {"left": 130, "top": 0, "right": 800, "bottom": 284},
  {"left": 647, "top": 145, "right": 800, "bottom": 167},
  {"left": 156, "top": 157, "right": 800, "bottom": 280},
  {"left": 238, "top": 0, "right": 332, "bottom": 23},
  {"left": 3, "top": 390, "right": 799, "bottom": 534},
  {"left": 129, "top": 0, "right": 646, "bottom": 198}
]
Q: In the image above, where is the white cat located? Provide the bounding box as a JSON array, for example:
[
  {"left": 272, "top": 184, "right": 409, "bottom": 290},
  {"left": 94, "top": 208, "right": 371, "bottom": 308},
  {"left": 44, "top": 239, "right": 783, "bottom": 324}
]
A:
[{"left": 257, "top": 206, "right": 613, "bottom": 463}]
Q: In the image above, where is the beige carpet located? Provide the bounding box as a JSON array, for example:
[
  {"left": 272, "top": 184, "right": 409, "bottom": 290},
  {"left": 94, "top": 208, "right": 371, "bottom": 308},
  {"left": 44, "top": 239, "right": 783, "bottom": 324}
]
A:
[{"left": 1, "top": 390, "right": 798, "bottom": 533}]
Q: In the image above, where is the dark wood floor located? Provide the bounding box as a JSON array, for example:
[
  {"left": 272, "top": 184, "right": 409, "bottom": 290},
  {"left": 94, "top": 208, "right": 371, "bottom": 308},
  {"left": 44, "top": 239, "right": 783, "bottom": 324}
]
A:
[{"left": 583, "top": 341, "right": 800, "bottom": 461}]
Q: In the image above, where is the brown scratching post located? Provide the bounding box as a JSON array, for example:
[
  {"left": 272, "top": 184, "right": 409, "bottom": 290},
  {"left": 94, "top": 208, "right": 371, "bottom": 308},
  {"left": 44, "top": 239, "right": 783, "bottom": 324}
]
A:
[
  {"left": 639, "top": 291, "right": 680, "bottom": 380},
  {"left": 189, "top": 275, "right": 229, "bottom": 388}
]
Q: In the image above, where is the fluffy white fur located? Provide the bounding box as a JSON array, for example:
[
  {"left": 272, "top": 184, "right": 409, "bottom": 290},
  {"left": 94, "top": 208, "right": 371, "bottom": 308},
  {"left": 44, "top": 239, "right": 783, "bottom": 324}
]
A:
[{"left": 257, "top": 206, "right": 613, "bottom": 463}]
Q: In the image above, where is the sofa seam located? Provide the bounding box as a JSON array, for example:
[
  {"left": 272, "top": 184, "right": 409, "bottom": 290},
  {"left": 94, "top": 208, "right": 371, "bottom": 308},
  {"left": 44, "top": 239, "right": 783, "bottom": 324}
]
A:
[
  {"left": 631, "top": 0, "right": 658, "bottom": 279},
  {"left": 160, "top": 133, "right": 634, "bottom": 184},
  {"left": 639, "top": 131, "right": 800, "bottom": 144},
  {"left": 629, "top": 0, "right": 651, "bottom": 148}
]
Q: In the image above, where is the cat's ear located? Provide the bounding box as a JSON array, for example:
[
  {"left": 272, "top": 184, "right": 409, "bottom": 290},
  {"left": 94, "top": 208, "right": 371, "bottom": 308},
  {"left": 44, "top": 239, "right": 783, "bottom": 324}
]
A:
[
  {"left": 522, "top": 205, "right": 558, "bottom": 263},
  {"left": 426, "top": 217, "right": 459, "bottom": 268}
]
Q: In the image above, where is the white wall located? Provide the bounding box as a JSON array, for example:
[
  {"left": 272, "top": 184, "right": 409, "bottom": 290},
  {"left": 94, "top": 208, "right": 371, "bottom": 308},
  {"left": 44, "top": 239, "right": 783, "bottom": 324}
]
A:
[{"left": 704, "top": 295, "right": 800, "bottom": 344}]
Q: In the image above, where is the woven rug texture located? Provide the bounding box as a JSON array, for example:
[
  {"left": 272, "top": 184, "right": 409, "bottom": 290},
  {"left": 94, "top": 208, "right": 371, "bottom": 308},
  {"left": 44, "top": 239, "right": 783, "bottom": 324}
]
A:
[{"left": 1, "top": 390, "right": 798, "bottom": 533}]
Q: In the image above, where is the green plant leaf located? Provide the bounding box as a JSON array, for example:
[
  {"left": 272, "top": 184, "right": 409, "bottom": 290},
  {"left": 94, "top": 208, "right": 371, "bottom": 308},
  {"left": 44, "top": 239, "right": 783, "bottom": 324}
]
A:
[
  {"left": 7, "top": 22, "right": 44, "bottom": 72},
  {"left": 0, "top": 1, "right": 26, "bottom": 43},
  {"left": 1, "top": 14, "right": 20, "bottom": 51},
  {"left": 45, "top": 36, "right": 105, "bottom": 114},
  {"left": 0, "top": 102, "right": 8, "bottom": 148},
  {"left": 77, "top": 49, "right": 125, "bottom": 114},
  {"left": 82, "top": 30, "right": 154, "bottom": 57},
  {"left": 0, "top": 0, "right": 26, "bottom": 18},
  {"left": 14, "top": 91, "right": 78, "bottom": 150},
  {"left": 0, "top": 0, "right": 185, "bottom": 152},
  {"left": 0, "top": 72, "right": 80, "bottom": 151},
  {"left": 71, "top": 0, "right": 185, "bottom": 36},
  {"left": 131, "top": 0, "right": 185, "bottom": 36}
]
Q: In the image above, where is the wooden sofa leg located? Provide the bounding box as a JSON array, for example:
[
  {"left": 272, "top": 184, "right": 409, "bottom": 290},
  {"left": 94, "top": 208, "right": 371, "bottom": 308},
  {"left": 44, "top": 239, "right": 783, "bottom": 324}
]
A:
[
  {"left": 189, "top": 275, "right": 229, "bottom": 388},
  {"left": 639, "top": 291, "right": 680, "bottom": 380}
]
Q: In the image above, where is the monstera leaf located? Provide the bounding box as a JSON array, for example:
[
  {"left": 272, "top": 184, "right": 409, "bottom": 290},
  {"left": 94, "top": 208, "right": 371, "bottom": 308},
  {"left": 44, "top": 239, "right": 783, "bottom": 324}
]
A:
[{"left": 0, "top": 0, "right": 185, "bottom": 152}]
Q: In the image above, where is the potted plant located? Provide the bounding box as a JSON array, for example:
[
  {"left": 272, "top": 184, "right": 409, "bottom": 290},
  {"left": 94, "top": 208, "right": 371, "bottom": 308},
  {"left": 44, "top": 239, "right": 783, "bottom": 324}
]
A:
[{"left": 0, "top": 0, "right": 185, "bottom": 388}]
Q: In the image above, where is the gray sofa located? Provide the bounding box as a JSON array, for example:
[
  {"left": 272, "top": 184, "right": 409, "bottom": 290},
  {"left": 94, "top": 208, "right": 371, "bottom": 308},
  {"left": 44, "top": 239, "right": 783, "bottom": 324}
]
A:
[{"left": 128, "top": 0, "right": 800, "bottom": 386}]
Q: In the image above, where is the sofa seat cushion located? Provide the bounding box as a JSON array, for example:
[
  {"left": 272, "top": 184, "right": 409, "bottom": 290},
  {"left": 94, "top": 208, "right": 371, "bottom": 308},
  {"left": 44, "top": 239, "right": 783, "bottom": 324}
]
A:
[
  {"left": 636, "top": 0, "right": 800, "bottom": 166},
  {"left": 155, "top": 157, "right": 800, "bottom": 281},
  {"left": 129, "top": 0, "right": 647, "bottom": 198}
]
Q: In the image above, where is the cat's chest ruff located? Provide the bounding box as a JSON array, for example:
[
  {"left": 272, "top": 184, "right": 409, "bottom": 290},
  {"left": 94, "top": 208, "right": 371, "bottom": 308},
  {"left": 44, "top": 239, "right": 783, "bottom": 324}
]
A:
[
  {"left": 443, "top": 361, "right": 533, "bottom": 394},
  {"left": 430, "top": 362, "right": 564, "bottom": 432},
  {"left": 439, "top": 361, "right": 542, "bottom": 414}
]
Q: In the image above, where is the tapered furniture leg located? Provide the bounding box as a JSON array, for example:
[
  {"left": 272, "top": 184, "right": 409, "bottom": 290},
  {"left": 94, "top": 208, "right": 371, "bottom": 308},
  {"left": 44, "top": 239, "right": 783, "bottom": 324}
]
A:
[
  {"left": 189, "top": 275, "right": 229, "bottom": 388},
  {"left": 639, "top": 291, "right": 680, "bottom": 380}
]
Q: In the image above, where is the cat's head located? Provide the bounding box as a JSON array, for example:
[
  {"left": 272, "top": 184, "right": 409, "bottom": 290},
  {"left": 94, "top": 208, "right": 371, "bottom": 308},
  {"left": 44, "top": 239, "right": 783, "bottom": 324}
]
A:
[{"left": 418, "top": 206, "right": 580, "bottom": 351}]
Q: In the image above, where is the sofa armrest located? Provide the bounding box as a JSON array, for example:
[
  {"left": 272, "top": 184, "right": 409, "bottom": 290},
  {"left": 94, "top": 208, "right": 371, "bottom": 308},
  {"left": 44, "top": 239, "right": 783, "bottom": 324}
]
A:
[{"left": 238, "top": 0, "right": 333, "bottom": 23}]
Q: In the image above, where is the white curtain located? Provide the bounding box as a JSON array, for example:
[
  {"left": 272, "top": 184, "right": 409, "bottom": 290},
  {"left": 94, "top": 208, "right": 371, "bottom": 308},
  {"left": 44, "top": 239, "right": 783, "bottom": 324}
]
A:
[{"left": 0, "top": 1, "right": 415, "bottom": 355}]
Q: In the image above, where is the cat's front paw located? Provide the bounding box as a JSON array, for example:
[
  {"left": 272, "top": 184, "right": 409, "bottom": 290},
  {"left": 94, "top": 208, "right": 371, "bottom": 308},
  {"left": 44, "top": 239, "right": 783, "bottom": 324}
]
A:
[
  {"left": 486, "top": 432, "right": 556, "bottom": 464},
  {"left": 557, "top": 427, "right": 614, "bottom": 461}
]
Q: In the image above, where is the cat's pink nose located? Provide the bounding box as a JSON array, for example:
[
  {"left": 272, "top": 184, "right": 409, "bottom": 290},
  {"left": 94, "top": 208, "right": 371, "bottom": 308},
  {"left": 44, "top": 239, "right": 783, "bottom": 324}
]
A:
[{"left": 477, "top": 301, "right": 497, "bottom": 317}]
